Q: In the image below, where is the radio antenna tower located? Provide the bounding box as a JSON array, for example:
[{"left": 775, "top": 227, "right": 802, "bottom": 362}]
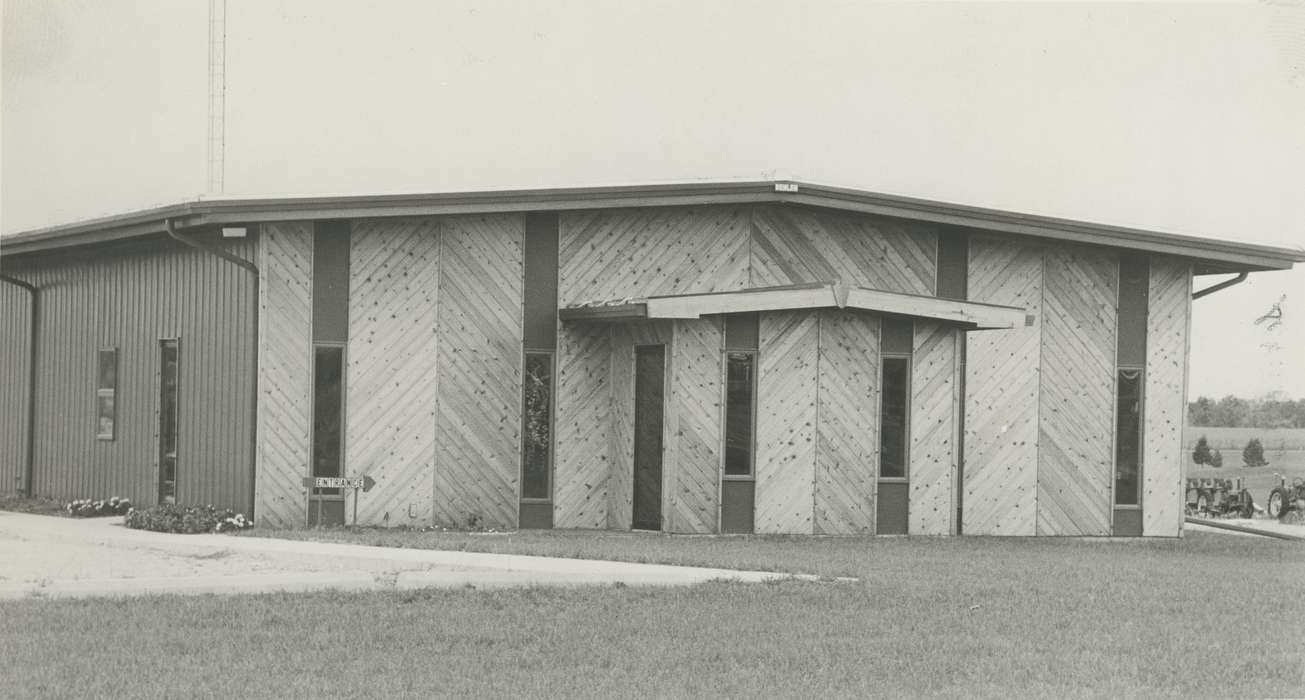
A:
[{"left": 207, "top": 0, "right": 227, "bottom": 194}]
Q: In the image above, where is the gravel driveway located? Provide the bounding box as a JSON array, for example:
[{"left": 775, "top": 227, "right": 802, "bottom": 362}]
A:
[{"left": 0, "top": 512, "right": 812, "bottom": 600}]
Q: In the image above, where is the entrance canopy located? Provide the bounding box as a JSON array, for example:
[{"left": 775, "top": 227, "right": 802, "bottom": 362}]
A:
[{"left": 559, "top": 281, "right": 1028, "bottom": 330}]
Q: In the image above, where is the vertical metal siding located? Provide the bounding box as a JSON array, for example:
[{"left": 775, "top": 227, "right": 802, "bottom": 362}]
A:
[
  {"left": 0, "top": 283, "right": 32, "bottom": 495},
  {"left": 2, "top": 234, "right": 257, "bottom": 510}
]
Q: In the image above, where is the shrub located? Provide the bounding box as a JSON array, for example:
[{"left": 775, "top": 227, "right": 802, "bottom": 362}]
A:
[
  {"left": 65, "top": 497, "right": 133, "bottom": 517},
  {"left": 1209, "top": 449, "right": 1224, "bottom": 469},
  {"left": 123, "top": 503, "right": 254, "bottom": 534},
  {"left": 1192, "top": 436, "right": 1212, "bottom": 465},
  {"left": 1242, "top": 439, "right": 1269, "bottom": 467}
]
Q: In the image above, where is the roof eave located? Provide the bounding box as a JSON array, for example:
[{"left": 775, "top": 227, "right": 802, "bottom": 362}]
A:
[
  {"left": 780, "top": 184, "right": 1303, "bottom": 272},
  {"left": 2, "top": 180, "right": 1301, "bottom": 271}
]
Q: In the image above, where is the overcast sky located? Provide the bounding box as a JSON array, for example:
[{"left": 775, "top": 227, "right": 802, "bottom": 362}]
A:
[{"left": 3, "top": 1, "right": 1303, "bottom": 399}]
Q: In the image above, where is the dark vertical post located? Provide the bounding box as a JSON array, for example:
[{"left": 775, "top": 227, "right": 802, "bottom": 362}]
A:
[
  {"left": 310, "top": 221, "right": 350, "bottom": 527},
  {"left": 877, "top": 319, "right": 913, "bottom": 535},
  {"left": 520, "top": 212, "right": 559, "bottom": 529},
  {"left": 721, "top": 313, "right": 758, "bottom": 534},
  {"left": 1113, "top": 255, "right": 1150, "bottom": 536},
  {"left": 935, "top": 228, "right": 968, "bottom": 534}
]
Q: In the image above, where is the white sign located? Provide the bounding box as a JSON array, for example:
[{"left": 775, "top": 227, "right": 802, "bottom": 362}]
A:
[
  {"left": 302, "top": 475, "right": 376, "bottom": 491},
  {"left": 305, "top": 476, "right": 361, "bottom": 489}
]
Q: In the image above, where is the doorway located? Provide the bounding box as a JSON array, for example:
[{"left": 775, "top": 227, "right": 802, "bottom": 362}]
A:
[{"left": 632, "top": 345, "right": 665, "bottom": 531}]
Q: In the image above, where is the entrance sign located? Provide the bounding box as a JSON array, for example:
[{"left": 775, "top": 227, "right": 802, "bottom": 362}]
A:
[
  {"left": 302, "top": 475, "right": 377, "bottom": 527},
  {"left": 302, "top": 475, "right": 375, "bottom": 490}
]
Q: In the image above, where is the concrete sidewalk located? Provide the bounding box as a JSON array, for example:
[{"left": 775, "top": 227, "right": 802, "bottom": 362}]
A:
[
  {"left": 0, "top": 512, "right": 834, "bottom": 600},
  {"left": 1184, "top": 516, "right": 1305, "bottom": 540}
]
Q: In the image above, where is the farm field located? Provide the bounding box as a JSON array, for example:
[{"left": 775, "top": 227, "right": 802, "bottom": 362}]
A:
[
  {"left": 1185, "top": 426, "right": 1305, "bottom": 451},
  {"left": 1186, "top": 427, "right": 1305, "bottom": 507},
  {"left": 1, "top": 531, "right": 1302, "bottom": 698}
]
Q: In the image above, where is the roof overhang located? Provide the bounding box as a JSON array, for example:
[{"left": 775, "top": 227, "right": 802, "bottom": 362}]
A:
[
  {"left": 559, "top": 282, "right": 1028, "bottom": 331},
  {"left": 3, "top": 180, "right": 1302, "bottom": 272}
]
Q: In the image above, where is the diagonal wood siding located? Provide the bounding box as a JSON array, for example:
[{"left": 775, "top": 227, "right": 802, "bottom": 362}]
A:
[
  {"left": 755, "top": 311, "right": 818, "bottom": 534},
  {"left": 909, "top": 322, "right": 959, "bottom": 535},
  {"left": 558, "top": 206, "right": 751, "bottom": 305},
  {"left": 433, "top": 215, "right": 523, "bottom": 530},
  {"left": 1037, "top": 247, "right": 1117, "bottom": 536},
  {"left": 555, "top": 323, "right": 612, "bottom": 529},
  {"left": 346, "top": 218, "right": 441, "bottom": 527},
  {"left": 669, "top": 318, "right": 722, "bottom": 534},
  {"left": 750, "top": 206, "right": 937, "bottom": 293},
  {"left": 256, "top": 222, "right": 313, "bottom": 528},
  {"left": 1143, "top": 259, "right": 1191, "bottom": 537},
  {"left": 814, "top": 310, "right": 878, "bottom": 534},
  {"left": 964, "top": 236, "right": 1041, "bottom": 536},
  {"left": 606, "top": 322, "right": 675, "bottom": 530},
  {"left": 607, "top": 325, "right": 633, "bottom": 530}
]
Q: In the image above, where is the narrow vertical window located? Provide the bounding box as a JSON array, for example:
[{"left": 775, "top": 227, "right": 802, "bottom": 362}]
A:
[
  {"left": 724, "top": 352, "right": 756, "bottom": 476},
  {"left": 519, "top": 212, "right": 559, "bottom": 528},
  {"left": 312, "top": 345, "right": 345, "bottom": 488},
  {"left": 879, "top": 356, "right": 910, "bottom": 479},
  {"left": 1114, "top": 369, "right": 1143, "bottom": 506},
  {"left": 1114, "top": 255, "right": 1148, "bottom": 533},
  {"left": 158, "top": 340, "right": 179, "bottom": 503},
  {"left": 96, "top": 348, "right": 118, "bottom": 440},
  {"left": 521, "top": 352, "right": 553, "bottom": 500},
  {"left": 721, "top": 313, "right": 758, "bottom": 534}
]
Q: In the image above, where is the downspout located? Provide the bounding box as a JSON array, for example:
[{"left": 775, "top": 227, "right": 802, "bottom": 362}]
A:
[
  {"left": 1192, "top": 271, "right": 1247, "bottom": 300},
  {"left": 163, "top": 219, "right": 260, "bottom": 518},
  {"left": 0, "top": 274, "right": 37, "bottom": 497}
]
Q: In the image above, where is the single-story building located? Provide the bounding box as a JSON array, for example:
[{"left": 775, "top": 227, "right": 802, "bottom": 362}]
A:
[{"left": 2, "top": 181, "right": 1300, "bottom": 536}]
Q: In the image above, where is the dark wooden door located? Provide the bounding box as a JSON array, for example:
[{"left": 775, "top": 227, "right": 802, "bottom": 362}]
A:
[{"left": 632, "top": 345, "right": 665, "bottom": 531}]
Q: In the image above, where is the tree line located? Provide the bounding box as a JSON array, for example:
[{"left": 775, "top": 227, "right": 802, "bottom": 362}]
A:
[{"left": 1187, "top": 396, "right": 1305, "bottom": 429}]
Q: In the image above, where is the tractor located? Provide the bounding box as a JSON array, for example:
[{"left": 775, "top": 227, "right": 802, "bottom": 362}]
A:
[
  {"left": 1184, "top": 477, "right": 1255, "bottom": 519},
  {"left": 1265, "top": 473, "right": 1305, "bottom": 520}
]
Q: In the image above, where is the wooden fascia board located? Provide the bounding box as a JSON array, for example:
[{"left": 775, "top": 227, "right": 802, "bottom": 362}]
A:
[
  {"left": 644, "top": 284, "right": 837, "bottom": 319},
  {"left": 844, "top": 287, "right": 1025, "bottom": 330},
  {"left": 557, "top": 303, "right": 649, "bottom": 322},
  {"left": 570, "top": 282, "right": 1024, "bottom": 331}
]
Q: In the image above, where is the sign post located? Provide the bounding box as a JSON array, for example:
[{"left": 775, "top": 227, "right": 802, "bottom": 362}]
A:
[{"left": 301, "top": 475, "right": 376, "bottom": 528}]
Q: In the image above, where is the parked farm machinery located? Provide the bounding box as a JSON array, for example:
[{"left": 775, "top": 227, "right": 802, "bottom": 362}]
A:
[
  {"left": 1185, "top": 478, "right": 1256, "bottom": 519},
  {"left": 1265, "top": 473, "right": 1305, "bottom": 520}
]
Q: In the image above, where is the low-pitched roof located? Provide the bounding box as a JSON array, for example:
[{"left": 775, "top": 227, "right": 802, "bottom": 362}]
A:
[{"left": 2, "top": 180, "right": 1301, "bottom": 273}]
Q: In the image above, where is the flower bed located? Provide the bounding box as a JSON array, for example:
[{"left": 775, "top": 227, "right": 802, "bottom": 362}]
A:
[
  {"left": 66, "top": 497, "right": 133, "bottom": 517},
  {"left": 123, "top": 503, "right": 254, "bottom": 534}
]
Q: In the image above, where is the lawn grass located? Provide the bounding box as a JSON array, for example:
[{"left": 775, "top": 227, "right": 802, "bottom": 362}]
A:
[{"left": 1, "top": 531, "right": 1301, "bottom": 698}]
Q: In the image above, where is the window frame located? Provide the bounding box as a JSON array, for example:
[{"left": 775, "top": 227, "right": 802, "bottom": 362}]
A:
[
  {"left": 96, "top": 347, "right": 118, "bottom": 441},
  {"left": 722, "top": 349, "right": 758, "bottom": 480},
  {"left": 1113, "top": 365, "right": 1146, "bottom": 508},
  {"left": 878, "top": 353, "right": 912, "bottom": 482},
  {"left": 157, "top": 338, "right": 181, "bottom": 504},
  {"left": 309, "top": 341, "right": 348, "bottom": 500},
  {"left": 520, "top": 348, "right": 556, "bottom": 503}
]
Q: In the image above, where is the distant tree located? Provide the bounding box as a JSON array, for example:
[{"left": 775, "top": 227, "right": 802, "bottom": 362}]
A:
[
  {"left": 1242, "top": 438, "right": 1269, "bottom": 467},
  {"left": 1192, "top": 435, "right": 1212, "bottom": 465},
  {"left": 1210, "top": 449, "right": 1224, "bottom": 468},
  {"left": 1187, "top": 395, "right": 1305, "bottom": 428},
  {"left": 1188, "top": 397, "right": 1215, "bottom": 427},
  {"left": 1212, "top": 395, "right": 1249, "bottom": 427}
]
